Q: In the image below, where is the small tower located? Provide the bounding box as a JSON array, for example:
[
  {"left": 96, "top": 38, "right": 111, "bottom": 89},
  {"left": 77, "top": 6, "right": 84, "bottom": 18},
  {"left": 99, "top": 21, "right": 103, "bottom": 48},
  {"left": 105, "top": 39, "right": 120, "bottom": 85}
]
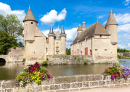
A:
[
  {"left": 77, "top": 24, "right": 82, "bottom": 36},
  {"left": 48, "top": 25, "right": 55, "bottom": 55},
  {"left": 60, "top": 26, "right": 66, "bottom": 55},
  {"left": 105, "top": 10, "right": 118, "bottom": 45},
  {"left": 23, "top": 6, "right": 37, "bottom": 42},
  {"left": 82, "top": 21, "right": 87, "bottom": 31}
]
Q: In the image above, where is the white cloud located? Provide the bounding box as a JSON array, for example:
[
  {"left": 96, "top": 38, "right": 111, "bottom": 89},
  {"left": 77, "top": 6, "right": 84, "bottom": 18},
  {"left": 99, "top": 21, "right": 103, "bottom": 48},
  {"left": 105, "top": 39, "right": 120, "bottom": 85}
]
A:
[
  {"left": 118, "top": 24, "right": 130, "bottom": 32},
  {"left": 117, "top": 44, "right": 127, "bottom": 49},
  {"left": 98, "top": 15, "right": 105, "bottom": 19},
  {"left": 0, "top": 2, "right": 26, "bottom": 21},
  {"left": 123, "top": 0, "right": 130, "bottom": 6},
  {"left": 40, "top": 8, "right": 67, "bottom": 25},
  {"left": 114, "top": 13, "right": 130, "bottom": 24}
]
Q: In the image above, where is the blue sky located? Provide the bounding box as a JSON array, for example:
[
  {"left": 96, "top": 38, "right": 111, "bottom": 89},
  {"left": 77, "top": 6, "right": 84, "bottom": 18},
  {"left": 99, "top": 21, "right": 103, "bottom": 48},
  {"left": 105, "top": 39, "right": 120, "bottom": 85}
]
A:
[{"left": 0, "top": 0, "right": 130, "bottom": 49}]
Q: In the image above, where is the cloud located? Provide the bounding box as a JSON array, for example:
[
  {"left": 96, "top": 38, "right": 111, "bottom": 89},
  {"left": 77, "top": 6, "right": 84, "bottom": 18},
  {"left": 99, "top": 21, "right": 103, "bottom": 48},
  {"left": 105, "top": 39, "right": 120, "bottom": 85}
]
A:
[
  {"left": 114, "top": 13, "right": 130, "bottom": 24},
  {"left": 0, "top": 2, "right": 26, "bottom": 21},
  {"left": 42, "top": 27, "right": 77, "bottom": 48},
  {"left": 98, "top": 15, "right": 105, "bottom": 19},
  {"left": 117, "top": 44, "right": 127, "bottom": 49},
  {"left": 123, "top": 0, "right": 130, "bottom": 6},
  {"left": 40, "top": 8, "right": 67, "bottom": 25},
  {"left": 118, "top": 24, "right": 130, "bottom": 32}
]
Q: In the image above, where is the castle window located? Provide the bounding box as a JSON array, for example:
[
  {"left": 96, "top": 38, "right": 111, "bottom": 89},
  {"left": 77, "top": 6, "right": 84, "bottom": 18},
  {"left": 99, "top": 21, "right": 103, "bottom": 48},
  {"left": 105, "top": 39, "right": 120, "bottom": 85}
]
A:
[
  {"left": 95, "top": 49, "right": 98, "bottom": 51},
  {"left": 31, "top": 22, "right": 33, "bottom": 24},
  {"left": 100, "top": 35, "right": 102, "bottom": 38},
  {"left": 105, "top": 49, "right": 107, "bottom": 51},
  {"left": 56, "top": 47, "right": 59, "bottom": 52},
  {"left": 81, "top": 43, "right": 82, "bottom": 47}
]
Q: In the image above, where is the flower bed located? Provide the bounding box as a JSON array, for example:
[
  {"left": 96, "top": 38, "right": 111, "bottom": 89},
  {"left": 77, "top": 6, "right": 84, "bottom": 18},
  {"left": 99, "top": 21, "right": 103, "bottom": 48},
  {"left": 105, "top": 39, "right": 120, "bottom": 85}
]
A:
[
  {"left": 104, "top": 63, "right": 130, "bottom": 80},
  {"left": 15, "top": 62, "right": 52, "bottom": 86}
]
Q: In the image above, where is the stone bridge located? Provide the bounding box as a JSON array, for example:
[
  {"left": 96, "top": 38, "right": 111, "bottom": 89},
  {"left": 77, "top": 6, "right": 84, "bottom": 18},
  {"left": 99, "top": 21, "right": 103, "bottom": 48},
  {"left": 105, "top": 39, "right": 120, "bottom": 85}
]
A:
[{"left": 0, "top": 55, "right": 24, "bottom": 63}]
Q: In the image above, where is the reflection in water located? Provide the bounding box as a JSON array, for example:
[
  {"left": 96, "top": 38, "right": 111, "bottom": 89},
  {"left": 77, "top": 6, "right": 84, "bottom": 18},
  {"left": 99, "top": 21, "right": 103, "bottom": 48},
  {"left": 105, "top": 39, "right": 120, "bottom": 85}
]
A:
[
  {"left": 0, "top": 59, "right": 130, "bottom": 80},
  {"left": 43, "top": 64, "right": 112, "bottom": 77}
]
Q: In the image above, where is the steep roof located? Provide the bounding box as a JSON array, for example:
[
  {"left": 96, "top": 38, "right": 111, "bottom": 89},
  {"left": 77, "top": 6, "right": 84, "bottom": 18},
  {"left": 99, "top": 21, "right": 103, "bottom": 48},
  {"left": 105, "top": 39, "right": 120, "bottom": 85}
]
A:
[
  {"left": 23, "top": 8, "right": 37, "bottom": 23},
  {"left": 106, "top": 10, "right": 117, "bottom": 26},
  {"left": 72, "top": 22, "right": 109, "bottom": 45},
  {"left": 77, "top": 24, "right": 82, "bottom": 31}
]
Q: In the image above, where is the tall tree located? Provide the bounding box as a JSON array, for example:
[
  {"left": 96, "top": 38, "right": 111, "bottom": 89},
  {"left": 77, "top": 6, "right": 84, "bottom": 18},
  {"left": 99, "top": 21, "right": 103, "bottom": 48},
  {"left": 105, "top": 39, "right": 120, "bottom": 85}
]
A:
[
  {"left": 0, "top": 14, "right": 23, "bottom": 38},
  {"left": 0, "top": 31, "right": 18, "bottom": 55},
  {"left": 66, "top": 48, "right": 71, "bottom": 55}
]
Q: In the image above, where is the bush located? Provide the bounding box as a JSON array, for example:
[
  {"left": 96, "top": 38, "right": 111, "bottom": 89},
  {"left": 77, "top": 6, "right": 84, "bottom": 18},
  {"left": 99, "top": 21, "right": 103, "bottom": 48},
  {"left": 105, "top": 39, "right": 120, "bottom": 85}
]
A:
[
  {"left": 42, "top": 61, "right": 47, "bottom": 66},
  {"left": 15, "top": 62, "right": 52, "bottom": 86},
  {"left": 84, "top": 60, "right": 87, "bottom": 65},
  {"left": 104, "top": 63, "right": 130, "bottom": 80}
]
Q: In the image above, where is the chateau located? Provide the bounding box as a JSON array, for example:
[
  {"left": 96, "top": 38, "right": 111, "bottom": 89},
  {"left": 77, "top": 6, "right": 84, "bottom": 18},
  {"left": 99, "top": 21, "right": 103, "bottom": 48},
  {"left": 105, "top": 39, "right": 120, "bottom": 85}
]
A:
[
  {"left": 71, "top": 10, "right": 118, "bottom": 62},
  {"left": 23, "top": 7, "right": 66, "bottom": 63}
]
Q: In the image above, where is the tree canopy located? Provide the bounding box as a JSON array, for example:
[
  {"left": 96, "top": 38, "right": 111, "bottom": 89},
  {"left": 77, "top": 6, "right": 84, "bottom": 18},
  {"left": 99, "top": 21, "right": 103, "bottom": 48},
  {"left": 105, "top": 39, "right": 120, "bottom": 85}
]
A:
[
  {"left": 0, "top": 14, "right": 23, "bottom": 38},
  {"left": 0, "top": 31, "right": 18, "bottom": 55},
  {"left": 66, "top": 48, "right": 71, "bottom": 55},
  {"left": 117, "top": 48, "right": 130, "bottom": 53}
]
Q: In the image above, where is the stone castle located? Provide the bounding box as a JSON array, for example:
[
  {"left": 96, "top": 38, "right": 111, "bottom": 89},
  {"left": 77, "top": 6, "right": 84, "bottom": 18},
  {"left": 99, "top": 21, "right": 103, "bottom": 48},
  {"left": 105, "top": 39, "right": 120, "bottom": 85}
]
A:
[
  {"left": 22, "top": 7, "right": 66, "bottom": 64},
  {"left": 71, "top": 10, "right": 118, "bottom": 62}
]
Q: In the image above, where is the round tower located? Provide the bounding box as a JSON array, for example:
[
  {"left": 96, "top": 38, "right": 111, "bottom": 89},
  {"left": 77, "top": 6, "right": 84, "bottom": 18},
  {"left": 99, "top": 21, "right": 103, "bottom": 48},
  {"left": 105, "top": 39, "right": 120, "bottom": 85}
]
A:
[
  {"left": 77, "top": 24, "right": 82, "bottom": 36},
  {"left": 82, "top": 21, "right": 87, "bottom": 31},
  {"left": 60, "top": 26, "right": 66, "bottom": 55},
  {"left": 23, "top": 6, "right": 37, "bottom": 43},
  {"left": 105, "top": 10, "right": 118, "bottom": 45},
  {"left": 48, "top": 25, "right": 55, "bottom": 55}
]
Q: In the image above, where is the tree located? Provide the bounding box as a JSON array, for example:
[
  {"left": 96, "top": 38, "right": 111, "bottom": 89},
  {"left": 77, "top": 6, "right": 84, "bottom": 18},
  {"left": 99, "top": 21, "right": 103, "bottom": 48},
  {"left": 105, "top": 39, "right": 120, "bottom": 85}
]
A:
[
  {"left": 66, "top": 48, "right": 71, "bottom": 55},
  {"left": 0, "top": 14, "right": 23, "bottom": 38},
  {"left": 18, "top": 42, "right": 24, "bottom": 47},
  {"left": 0, "top": 31, "right": 18, "bottom": 55}
]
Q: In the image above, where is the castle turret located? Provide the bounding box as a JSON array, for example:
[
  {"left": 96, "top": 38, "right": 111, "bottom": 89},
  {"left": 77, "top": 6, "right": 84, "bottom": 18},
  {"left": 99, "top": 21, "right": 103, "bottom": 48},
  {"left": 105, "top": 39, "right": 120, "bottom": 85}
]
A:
[
  {"left": 77, "top": 24, "right": 82, "bottom": 36},
  {"left": 23, "top": 6, "right": 37, "bottom": 42},
  {"left": 48, "top": 25, "right": 55, "bottom": 55},
  {"left": 106, "top": 10, "right": 118, "bottom": 45},
  {"left": 82, "top": 21, "right": 87, "bottom": 31},
  {"left": 60, "top": 26, "right": 66, "bottom": 54}
]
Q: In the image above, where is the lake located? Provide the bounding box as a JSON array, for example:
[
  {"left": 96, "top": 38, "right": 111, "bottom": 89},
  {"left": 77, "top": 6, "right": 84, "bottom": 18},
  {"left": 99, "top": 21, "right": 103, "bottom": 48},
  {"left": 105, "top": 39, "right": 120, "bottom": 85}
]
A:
[{"left": 0, "top": 59, "right": 129, "bottom": 80}]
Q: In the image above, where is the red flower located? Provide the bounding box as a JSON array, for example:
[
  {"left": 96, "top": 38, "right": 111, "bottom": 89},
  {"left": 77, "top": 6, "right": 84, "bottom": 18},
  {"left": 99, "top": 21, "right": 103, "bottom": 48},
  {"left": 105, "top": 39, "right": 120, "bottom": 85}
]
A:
[{"left": 42, "top": 75, "right": 45, "bottom": 78}]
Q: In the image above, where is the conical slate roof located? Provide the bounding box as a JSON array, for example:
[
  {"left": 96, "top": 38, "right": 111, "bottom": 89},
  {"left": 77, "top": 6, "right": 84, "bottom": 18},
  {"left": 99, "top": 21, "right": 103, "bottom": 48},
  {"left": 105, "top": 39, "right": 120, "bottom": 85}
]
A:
[
  {"left": 106, "top": 10, "right": 117, "bottom": 26},
  {"left": 23, "top": 7, "right": 37, "bottom": 23},
  {"left": 61, "top": 26, "right": 65, "bottom": 34},
  {"left": 49, "top": 25, "right": 54, "bottom": 34},
  {"left": 77, "top": 24, "right": 82, "bottom": 31}
]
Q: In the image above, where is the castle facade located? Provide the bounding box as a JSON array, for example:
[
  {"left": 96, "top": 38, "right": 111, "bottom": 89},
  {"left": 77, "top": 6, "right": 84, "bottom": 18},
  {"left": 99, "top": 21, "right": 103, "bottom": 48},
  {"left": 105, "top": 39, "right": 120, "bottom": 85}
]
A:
[
  {"left": 23, "top": 7, "right": 66, "bottom": 63},
  {"left": 71, "top": 10, "right": 118, "bottom": 62}
]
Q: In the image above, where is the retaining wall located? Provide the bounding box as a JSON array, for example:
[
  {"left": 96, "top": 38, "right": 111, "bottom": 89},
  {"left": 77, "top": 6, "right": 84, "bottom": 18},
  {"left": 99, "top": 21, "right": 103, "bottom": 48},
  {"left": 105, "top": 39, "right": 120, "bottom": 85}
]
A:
[
  {"left": 1, "top": 74, "right": 130, "bottom": 92},
  {"left": 118, "top": 53, "right": 130, "bottom": 57},
  {"left": 47, "top": 55, "right": 93, "bottom": 65}
]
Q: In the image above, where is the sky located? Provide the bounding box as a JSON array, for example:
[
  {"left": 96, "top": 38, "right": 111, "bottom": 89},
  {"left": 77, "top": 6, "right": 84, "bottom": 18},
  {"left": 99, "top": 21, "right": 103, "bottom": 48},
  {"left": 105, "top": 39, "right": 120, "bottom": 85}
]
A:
[{"left": 0, "top": 0, "right": 130, "bottom": 49}]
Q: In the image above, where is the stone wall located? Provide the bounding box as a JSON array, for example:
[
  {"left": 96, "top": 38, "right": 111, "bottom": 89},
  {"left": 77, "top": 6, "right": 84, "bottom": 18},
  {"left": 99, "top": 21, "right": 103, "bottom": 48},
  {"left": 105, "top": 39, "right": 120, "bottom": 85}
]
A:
[
  {"left": 47, "top": 55, "right": 93, "bottom": 65},
  {"left": 1, "top": 74, "right": 130, "bottom": 92}
]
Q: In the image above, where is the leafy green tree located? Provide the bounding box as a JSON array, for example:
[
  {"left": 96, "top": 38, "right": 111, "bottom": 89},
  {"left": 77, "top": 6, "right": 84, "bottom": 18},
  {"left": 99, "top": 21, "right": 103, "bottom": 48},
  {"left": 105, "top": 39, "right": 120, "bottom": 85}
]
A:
[
  {"left": 18, "top": 42, "right": 24, "bottom": 47},
  {"left": 0, "top": 31, "right": 18, "bottom": 55},
  {"left": 66, "top": 48, "right": 71, "bottom": 55},
  {"left": 0, "top": 14, "right": 23, "bottom": 38}
]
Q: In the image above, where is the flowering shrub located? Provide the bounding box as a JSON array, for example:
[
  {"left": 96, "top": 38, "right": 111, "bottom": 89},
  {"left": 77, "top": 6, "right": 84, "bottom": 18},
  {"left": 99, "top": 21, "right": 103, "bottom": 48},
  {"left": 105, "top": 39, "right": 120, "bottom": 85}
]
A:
[
  {"left": 16, "top": 62, "right": 52, "bottom": 85},
  {"left": 104, "top": 63, "right": 130, "bottom": 80}
]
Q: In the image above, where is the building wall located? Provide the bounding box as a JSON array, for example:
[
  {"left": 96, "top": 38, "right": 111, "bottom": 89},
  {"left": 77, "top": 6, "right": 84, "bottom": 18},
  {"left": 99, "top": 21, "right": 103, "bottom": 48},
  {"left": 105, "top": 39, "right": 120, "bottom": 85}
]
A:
[
  {"left": 54, "top": 40, "right": 61, "bottom": 54},
  {"left": 92, "top": 35, "right": 117, "bottom": 61},
  {"left": 48, "top": 35, "right": 55, "bottom": 55},
  {"left": 60, "top": 35, "right": 66, "bottom": 55},
  {"left": 71, "top": 38, "right": 92, "bottom": 55},
  {"left": 25, "top": 36, "right": 46, "bottom": 61}
]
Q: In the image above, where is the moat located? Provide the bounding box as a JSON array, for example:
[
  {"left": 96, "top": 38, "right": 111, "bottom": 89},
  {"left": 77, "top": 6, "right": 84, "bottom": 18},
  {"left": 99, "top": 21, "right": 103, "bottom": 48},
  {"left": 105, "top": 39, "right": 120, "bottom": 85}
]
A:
[{"left": 0, "top": 59, "right": 130, "bottom": 80}]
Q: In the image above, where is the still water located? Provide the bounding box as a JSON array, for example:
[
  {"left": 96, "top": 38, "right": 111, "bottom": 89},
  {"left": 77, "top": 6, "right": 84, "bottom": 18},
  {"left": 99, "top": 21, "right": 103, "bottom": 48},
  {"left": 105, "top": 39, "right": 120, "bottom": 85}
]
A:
[{"left": 0, "top": 59, "right": 129, "bottom": 80}]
